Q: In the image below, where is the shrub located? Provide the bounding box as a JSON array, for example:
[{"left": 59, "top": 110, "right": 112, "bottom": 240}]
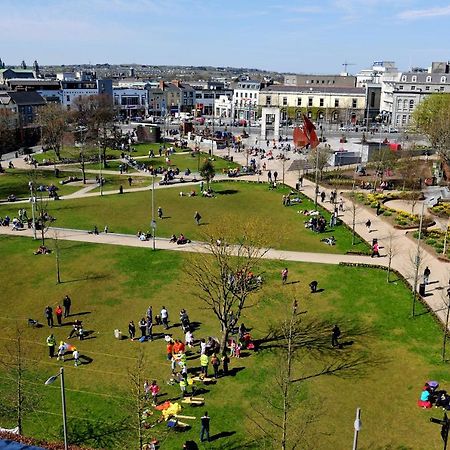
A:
[
  {"left": 383, "top": 211, "right": 392, "bottom": 216},
  {"left": 426, "top": 238, "right": 437, "bottom": 246}
]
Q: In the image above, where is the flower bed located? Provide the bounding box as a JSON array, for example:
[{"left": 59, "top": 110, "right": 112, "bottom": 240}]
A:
[
  {"left": 430, "top": 203, "right": 450, "bottom": 218},
  {"left": 352, "top": 191, "right": 431, "bottom": 229},
  {"left": 412, "top": 228, "right": 450, "bottom": 260}
]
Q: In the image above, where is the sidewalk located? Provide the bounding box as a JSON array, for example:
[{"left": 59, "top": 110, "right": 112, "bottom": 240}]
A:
[{"left": 0, "top": 226, "right": 388, "bottom": 268}]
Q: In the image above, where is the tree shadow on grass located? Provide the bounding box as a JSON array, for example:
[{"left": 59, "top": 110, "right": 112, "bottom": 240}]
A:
[
  {"left": 216, "top": 189, "right": 238, "bottom": 195},
  {"left": 61, "top": 274, "right": 110, "bottom": 284}
]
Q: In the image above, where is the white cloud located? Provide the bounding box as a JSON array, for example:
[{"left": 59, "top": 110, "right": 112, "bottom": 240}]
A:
[{"left": 398, "top": 5, "right": 450, "bottom": 19}]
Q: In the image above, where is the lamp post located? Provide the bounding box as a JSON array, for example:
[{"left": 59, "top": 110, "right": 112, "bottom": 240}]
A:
[
  {"left": 151, "top": 175, "right": 156, "bottom": 251},
  {"left": 352, "top": 407, "right": 362, "bottom": 450},
  {"left": 412, "top": 198, "right": 433, "bottom": 317},
  {"left": 45, "top": 367, "right": 68, "bottom": 450},
  {"left": 29, "top": 182, "right": 36, "bottom": 239}
]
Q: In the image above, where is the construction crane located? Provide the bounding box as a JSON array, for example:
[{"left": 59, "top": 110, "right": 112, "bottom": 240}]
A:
[{"left": 342, "top": 61, "right": 355, "bottom": 73}]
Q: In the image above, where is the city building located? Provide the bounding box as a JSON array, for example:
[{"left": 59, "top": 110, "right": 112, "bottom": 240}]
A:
[
  {"left": 258, "top": 84, "right": 366, "bottom": 125},
  {"left": 113, "top": 87, "right": 147, "bottom": 119},
  {"left": 191, "top": 81, "right": 233, "bottom": 116},
  {"left": 232, "top": 80, "right": 261, "bottom": 123},
  {"left": 382, "top": 61, "right": 450, "bottom": 128},
  {"left": 147, "top": 80, "right": 195, "bottom": 116}
]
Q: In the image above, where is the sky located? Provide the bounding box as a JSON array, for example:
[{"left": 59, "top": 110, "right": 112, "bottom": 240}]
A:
[{"left": 1, "top": 0, "right": 450, "bottom": 74}]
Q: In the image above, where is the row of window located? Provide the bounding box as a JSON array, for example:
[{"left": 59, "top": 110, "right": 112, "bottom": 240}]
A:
[
  {"left": 401, "top": 75, "right": 447, "bottom": 83},
  {"left": 265, "top": 96, "right": 359, "bottom": 108},
  {"left": 398, "top": 85, "right": 445, "bottom": 92},
  {"left": 395, "top": 114, "right": 411, "bottom": 126},
  {"left": 235, "top": 92, "right": 258, "bottom": 99}
]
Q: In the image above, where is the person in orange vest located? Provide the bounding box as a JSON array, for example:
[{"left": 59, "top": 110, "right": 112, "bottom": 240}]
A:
[
  {"left": 55, "top": 305, "right": 63, "bottom": 326},
  {"left": 166, "top": 340, "right": 174, "bottom": 360}
]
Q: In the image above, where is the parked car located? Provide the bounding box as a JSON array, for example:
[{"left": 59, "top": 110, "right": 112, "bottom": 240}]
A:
[{"left": 388, "top": 127, "right": 399, "bottom": 133}]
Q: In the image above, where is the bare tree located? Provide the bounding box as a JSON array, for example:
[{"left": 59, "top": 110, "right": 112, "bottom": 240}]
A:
[
  {"left": 248, "top": 301, "right": 374, "bottom": 449},
  {"left": 385, "top": 231, "right": 398, "bottom": 282},
  {"left": 307, "top": 145, "right": 330, "bottom": 181},
  {"left": 34, "top": 189, "right": 54, "bottom": 246},
  {"left": 39, "top": 103, "right": 68, "bottom": 160},
  {"left": 72, "top": 94, "right": 116, "bottom": 169},
  {"left": 0, "top": 328, "right": 38, "bottom": 435},
  {"left": 186, "top": 220, "right": 269, "bottom": 354},
  {"left": 348, "top": 192, "right": 359, "bottom": 246}
]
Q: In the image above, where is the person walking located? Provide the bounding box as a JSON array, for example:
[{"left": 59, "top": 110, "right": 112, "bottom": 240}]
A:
[
  {"left": 211, "top": 354, "right": 220, "bottom": 379},
  {"left": 267, "top": 170, "right": 272, "bottom": 183},
  {"left": 146, "top": 306, "right": 153, "bottom": 323},
  {"left": 73, "top": 348, "right": 80, "bottom": 367},
  {"left": 320, "top": 191, "right": 326, "bottom": 202},
  {"left": 309, "top": 280, "right": 318, "bottom": 293},
  {"left": 365, "top": 219, "right": 371, "bottom": 231},
  {"left": 128, "top": 320, "right": 136, "bottom": 340},
  {"left": 46, "top": 334, "right": 56, "bottom": 358},
  {"left": 45, "top": 306, "right": 54, "bottom": 328},
  {"left": 281, "top": 267, "right": 289, "bottom": 284},
  {"left": 194, "top": 211, "right": 201, "bottom": 226},
  {"left": 376, "top": 201, "right": 381, "bottom": 216},
  {"left": 423, "top": 266, "right": 431, "bottom": 285},
  {"left": 273, "top": 171, "right": 278, "bottom": 182},
  {"left": 161, "top": 306, "right": 169, "bottom": 329},
  {"left": 200, "top": 412, "right": 211, "bottom": 442},
  {"left": 157, "top": 207, "right": 163, "bottom": 219},
  {"left": 55, "top": 305, "right": 63, "bottom": 326},
  {"left": 371, "top": 241, "right": 380, "bottom": 258},
  {"left": 332, "top": 324, "right": 341, "bottom": 348},
  {"left": 221, "top": 352, "right": 230, "bottom": 376},
  {"left": 63, "top": 295, "right": 71, "bottom": 318},
  {"left": 57, "top": 342, "right": 65, "bottom": 361},
  {"left": 138, "top": 317, "right": 146, "bottom": 338},
  {"left": 128, "top": 176, "right": 133, "bottom": 186}
]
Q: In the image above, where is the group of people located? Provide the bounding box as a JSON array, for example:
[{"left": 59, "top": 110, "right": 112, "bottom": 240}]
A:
[
  {"left": 44, "top": 295, "right": 72, "bottom": 328},
  {"left": 128, "top": 305, "right": 170, "bottom": 342}
]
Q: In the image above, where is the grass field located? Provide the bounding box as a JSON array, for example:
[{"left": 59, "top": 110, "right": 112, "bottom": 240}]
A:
[
  {"left": 0, "top": 235, "right": 447, "bottom": 449},
  {"left": 0, "top": 181, "right": 368, "bottom": 254},
  {"left": 0, "top": 169, "right": 86, "bottom": 201}
]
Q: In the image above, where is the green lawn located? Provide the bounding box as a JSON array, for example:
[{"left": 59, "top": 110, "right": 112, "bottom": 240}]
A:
[
  {"left": 0, "top": 181, "right": 368, "bottom": 254},
  {"left": 0, "top": 235, "right": 447, "bottom": 449},
  {"left": 0, "top": 169, "right": 87, "bottom": 201}
]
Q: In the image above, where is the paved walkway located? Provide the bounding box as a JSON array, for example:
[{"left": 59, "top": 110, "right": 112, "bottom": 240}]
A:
[{"left": 0, "top": 226, "right": 388, "bottom": 267}]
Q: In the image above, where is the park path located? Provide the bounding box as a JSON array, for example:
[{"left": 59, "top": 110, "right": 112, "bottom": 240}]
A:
[{"left": 0, "top": 225, "right": 388, "bottom": 268}]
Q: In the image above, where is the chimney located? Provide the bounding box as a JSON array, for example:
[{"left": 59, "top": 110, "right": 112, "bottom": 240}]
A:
[
  {"left": 172, "top": 80, "right": 181, "bottom": 88},
  {"left": 159, "top": 80, "right": 165, "bottom": 90}
]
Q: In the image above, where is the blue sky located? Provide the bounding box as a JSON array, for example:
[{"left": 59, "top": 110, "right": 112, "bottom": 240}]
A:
[{"left": 1, "top": 0, "right": 449, "bottom": 74}]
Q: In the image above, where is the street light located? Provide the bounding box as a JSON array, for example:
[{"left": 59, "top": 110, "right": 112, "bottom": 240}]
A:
[
  {"left": 352, "top": 407, "right": 362, "bottom": 450},
  {"left": 45, "top": 367, "right": 68, "bottom": 450},
  {"left": 151, "top": 174, "right": 156, "bottom": 251},
  {"left": 29, "top": 182, "right": 37, "bottom": 239}
]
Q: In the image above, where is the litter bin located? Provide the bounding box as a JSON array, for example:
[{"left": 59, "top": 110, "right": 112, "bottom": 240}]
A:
[{"left": 419, "top": 283, "right": 426, "bottom": 296}]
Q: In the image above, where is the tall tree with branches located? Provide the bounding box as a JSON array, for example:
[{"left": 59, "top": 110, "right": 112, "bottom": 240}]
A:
[
  {"left": 413, "top": 93, "right": 450, "bottom": 162},
  {"left": 39, "top": 103, "right": 68, "bottom": 160},
  {"left": 249, "top": 300, "right": 374, "bottom": 449},
  {"left": 199, "top": 159, "right": 216, "bottom": 189},
  {"left": 187, "top": 219, "right": 269, "bottom": 354}
]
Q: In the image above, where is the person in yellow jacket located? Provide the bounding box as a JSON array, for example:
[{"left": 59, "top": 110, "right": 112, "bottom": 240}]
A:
[
  {"left": 200, "top": 353, "right": 209, "bottom": 377},
  {"left": 46, "top": 334, "right": 56, "bottom": 358}
]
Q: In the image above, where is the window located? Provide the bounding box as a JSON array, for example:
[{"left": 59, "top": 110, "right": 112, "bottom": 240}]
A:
[
  {"left": 411, "top": 86, "right": 415, "bottom": 90},
  {"left": 352, "top": 98, "right": 357, "bottom": 108},
  {"left": 249, "top": 93, "right": 253, "bottom": 99},
  {"left": 401, "top": 75, "right": 407, "bottom": 82},
  {"left": 66, "top": 95, "right": 70, "bottom": 102},
  {"left": 402, "top": 114, "right": 407, "bottom": 125},
  {"left": 441, "top": 86, "right": 445, "bottom": 92},
  {"left": 426, "top": 86, "right": 430, "bottom": 91},
  {"left": 370, "top": 91, "right": 375, "bottom": 108},
  {"left": 409, "top": 99, "right": 414, "bottom": 109},
  {"left": 403, "top": 99, "right": 408, "bottom": 110},
  {"left": 397, "top": 99, "right": 402, "bottom": 111},
  {"left": 319, "top": 98, "right": 324, "bottom": 107},
  {"left": 282, "top": 97, "right": 287, "bottom": 106},
  {"left": 308, "top": 97, "right": 313, "bottom": 107},
  {"left": 334, "top": 98, "right": 339, "bottom": 107},
  {"left": 399, "top": 86, "right": 404, "bottom": 90},
  {"left": 195, "top": 93, "right": 202, "bottom": 99},
  {"left": 297, "top": 97, "right": 302, "bottom": 106},
  {"left": 266, "top": 96, "right": 271, "bottom": 106},
  {"left": 412, "top": 75, "right": 417, "bottom": 82},
  {"left": 442, "top": 76, "right": 447, "bottom": 83},
  {"left": 426, "top": 76, "right": 432, "bottom": 82}
]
